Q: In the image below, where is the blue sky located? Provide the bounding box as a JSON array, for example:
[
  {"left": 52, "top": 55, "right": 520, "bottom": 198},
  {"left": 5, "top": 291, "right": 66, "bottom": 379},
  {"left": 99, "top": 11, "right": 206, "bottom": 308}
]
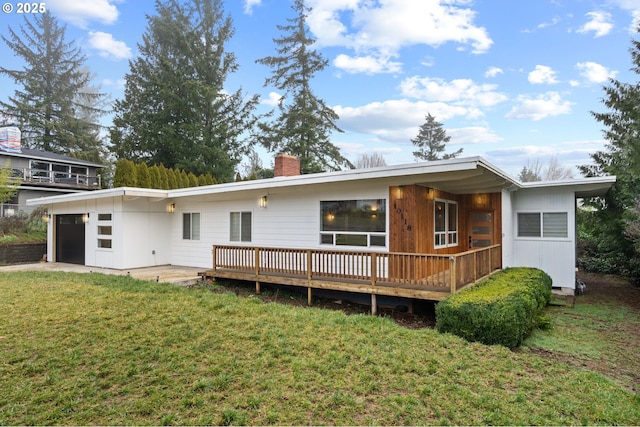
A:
[{"left": 1, "top": 0, "right": 639, "bottom": 177}]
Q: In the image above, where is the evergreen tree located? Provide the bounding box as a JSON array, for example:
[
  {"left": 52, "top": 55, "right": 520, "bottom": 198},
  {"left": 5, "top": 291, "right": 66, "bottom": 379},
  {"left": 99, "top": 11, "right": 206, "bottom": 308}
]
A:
[
  {"left": 166, "top": 168, "right": 178, "bottom": 189},
  {"left": 188, "top": 172, "right": 198, "bottom": 187},
  {"left": 148, "top": 165, "right": 162, "bottom": 189},
  {"left": 578, "top": 27, "right": 640, "bottom": 276},
  {"left": 136, "top": 163, "right": 151, "bottom": 188},
  {"left": 158, "top": 164, "right": 169, "bottom": 189},
  {"left": 411, "top": 114, "right": 462, "bottom": 161},
  {"left": 113, "top": 159, "right": 137, "bottom": 187},
  {"left": 256, "top": 0, "right": 351, "bottom": 173},
  {"left": 0, "top": 12, "right": 107, "bottom": 157},
  {"left": 111, "top": 0, "right": 259, "bottom": 182}
]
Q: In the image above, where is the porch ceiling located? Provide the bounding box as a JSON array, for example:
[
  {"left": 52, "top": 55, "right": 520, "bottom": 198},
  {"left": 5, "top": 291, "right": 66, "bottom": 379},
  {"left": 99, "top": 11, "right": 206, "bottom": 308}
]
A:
[{"left": 415, "top": 168, "right": 513, "bottom": 194}]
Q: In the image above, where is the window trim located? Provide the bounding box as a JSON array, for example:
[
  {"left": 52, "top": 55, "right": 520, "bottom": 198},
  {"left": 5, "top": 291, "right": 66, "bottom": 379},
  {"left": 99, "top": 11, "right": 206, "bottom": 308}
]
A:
[
  {"left": 516, "top": 211, "right": 569, "bottom": 239},
  {"left": 183, "top": 212, "right": 201, "bottom": 241},
  {"left": 230, "top": 211, "right": 252, "bottom": 242},
  {"left": 97, "top": 213, "right": 113, "bottom": 251},
  {"left": 434, "top": 198, "right": 458, "bottom": 249},
  {"left": 319, "top": 199, "right": 387, "bottom": 248}
]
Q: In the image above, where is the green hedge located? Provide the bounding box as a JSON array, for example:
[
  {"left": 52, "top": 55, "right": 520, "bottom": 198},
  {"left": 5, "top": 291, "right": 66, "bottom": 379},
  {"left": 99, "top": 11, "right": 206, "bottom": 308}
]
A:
[{"left": 435, "top": 267, "right": 552, "bottom": 348}]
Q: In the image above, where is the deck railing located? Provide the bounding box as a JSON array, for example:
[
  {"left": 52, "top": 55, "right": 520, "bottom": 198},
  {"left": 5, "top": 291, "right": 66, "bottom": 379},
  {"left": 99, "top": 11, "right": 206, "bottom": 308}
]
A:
[
  {"left": 11, "top": 168, "right": 100, "bottom": 189},
  {"left": 213, "top": 244, "right": 501, "bottom": 294}
]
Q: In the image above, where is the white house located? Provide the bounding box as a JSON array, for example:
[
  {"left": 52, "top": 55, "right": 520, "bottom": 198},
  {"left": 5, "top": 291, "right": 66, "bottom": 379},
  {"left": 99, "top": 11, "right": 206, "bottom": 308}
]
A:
[{"left": 27, "top": 155, "right": 614, "bottom": 301}]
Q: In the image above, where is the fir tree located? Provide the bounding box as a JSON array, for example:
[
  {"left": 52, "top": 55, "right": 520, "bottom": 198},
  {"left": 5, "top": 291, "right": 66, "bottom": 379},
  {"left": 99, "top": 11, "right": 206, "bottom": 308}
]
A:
[
  {"left": 0, "top": 12, "right": 107, "bottom": 157},
  {"left": 411, "top": 114, "right": 462, "bottom": 161},
  {"left": 256, "top": 0, "right": 351, "bottom": 173},
  {"left": 579, "top": 27, "right": 640, "bottom": 276},
  {"left": 111, "top": 0, "right": 258, "bottom": 182}
]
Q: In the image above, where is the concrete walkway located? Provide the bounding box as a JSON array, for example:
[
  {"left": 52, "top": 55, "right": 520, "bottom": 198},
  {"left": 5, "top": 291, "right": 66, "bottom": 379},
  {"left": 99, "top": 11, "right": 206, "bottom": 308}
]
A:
[{"left": 0, "top": 262, "right": 205, "bottom": 285}]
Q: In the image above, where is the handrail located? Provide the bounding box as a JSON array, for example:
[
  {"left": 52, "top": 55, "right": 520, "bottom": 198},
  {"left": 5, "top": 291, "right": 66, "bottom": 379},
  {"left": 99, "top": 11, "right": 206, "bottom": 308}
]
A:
[
  {"left": 212, "top": 244, "right": 502, "bottom": 293},
  {"left": 11, "top": 168, "right": 100, "bottom": 188}
]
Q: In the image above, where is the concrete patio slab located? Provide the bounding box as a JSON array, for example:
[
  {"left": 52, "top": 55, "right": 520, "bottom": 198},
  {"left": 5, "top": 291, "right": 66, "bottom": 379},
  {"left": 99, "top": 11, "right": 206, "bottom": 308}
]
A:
[{"left": 0, "top": 262, "right": 205, "bottom": 285}]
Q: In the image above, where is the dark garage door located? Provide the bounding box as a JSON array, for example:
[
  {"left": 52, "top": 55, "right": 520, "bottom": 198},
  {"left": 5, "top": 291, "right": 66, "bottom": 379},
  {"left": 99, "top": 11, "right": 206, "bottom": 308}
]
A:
[{"left": 56, "top": 214, "right": 85, "bottom": 264}]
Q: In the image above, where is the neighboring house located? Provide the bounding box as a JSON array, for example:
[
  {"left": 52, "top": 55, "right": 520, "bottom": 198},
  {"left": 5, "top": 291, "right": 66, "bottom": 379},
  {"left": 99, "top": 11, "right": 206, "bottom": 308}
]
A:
[
  {"left": 27, "top": 155, "right": 614, "bottom": 304},
  {"left": 0, "top": 146, "right": 104, "bottom": 216}
]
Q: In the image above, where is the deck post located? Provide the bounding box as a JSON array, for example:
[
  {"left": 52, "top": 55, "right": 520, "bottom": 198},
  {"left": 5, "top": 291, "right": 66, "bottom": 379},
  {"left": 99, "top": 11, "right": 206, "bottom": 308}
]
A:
[
  {"left": 306, "top": 250, "right": 312, "bottom": 283},
  {"left": 307, "top": 287, "right": 312, "bottom": 306},
  {"left": 371, "top": 294, "right": 377, "bottom": 315},
  {"left": 212, "top": 246, "right": 217, "bottom": 272},
  {"left": 255, "top": 247, "right": 260, "bottom": 277},
  {"left": 473, "top": 251, "right": 477, "bottom": 282},
  {"left": 370, "top": 252, "right": 377, "bottom": 286},
  {"left": 256, "top": 281, "right": 261, "bottom": 294},
  {"left": 450, "top": 256, "right": 457, "bottom": 294}
]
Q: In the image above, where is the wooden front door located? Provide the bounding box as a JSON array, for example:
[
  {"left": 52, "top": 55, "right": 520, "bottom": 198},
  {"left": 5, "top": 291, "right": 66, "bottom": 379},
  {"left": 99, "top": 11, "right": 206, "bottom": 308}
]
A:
[{"left": 470, "top": 211, "right": 493, "bottom": 248}]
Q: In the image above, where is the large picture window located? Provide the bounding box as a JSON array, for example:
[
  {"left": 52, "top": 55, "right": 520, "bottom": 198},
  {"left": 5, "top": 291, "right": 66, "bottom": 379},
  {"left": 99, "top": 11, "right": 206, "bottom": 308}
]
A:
[
  {"left": 230, "top": 212, "right": 252, "bottom": 242},
  {"left": 517, "top": 212, "right": 568, "bottom": 238},
  {"left": 320, "top": 199, "right": 386, "bottom": 247},
  {"left": 434, "top": 199, "right": 458, "bottom": 248},
  {"left": 183, "top": 213, "right": 201, "bottom": 240}
]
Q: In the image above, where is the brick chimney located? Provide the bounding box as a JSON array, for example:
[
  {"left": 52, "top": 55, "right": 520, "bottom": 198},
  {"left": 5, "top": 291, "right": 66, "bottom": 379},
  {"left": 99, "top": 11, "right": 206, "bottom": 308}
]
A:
[{"left": 274, "top": 154, "right": 300, "bottom": 177}]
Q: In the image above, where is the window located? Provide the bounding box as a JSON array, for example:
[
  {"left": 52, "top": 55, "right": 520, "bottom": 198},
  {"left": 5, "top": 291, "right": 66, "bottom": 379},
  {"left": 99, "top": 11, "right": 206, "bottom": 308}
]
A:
[
  {"left": 97, "top": 213, "right": 113, "bottom": 250},
  {"left": 230, "top": 212, "right": 251, "bottom": 242},
  {"left": 434, "top": 199, "right": 458, "bottom": 248},
  {"left": 320, "top": 199, "right": 386, "bottom": 247},
  {"left": 517, "top": 212, "right": 568, "bottom": 238},
  {"left": 98, "top": 239, "right": 112, "bottom": 249},
  {"left": 183, "top": 213, "right": 201, "bottom": 240}
]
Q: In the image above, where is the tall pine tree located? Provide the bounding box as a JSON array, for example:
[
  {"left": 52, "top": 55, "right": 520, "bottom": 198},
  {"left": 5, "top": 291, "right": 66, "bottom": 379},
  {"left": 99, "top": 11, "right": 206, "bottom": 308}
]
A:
[
  {"left": 256, "top": 0, "right": 351, "bottom": 173},
  {"left": 0, "top": 12, "right": 107, "bottom": 157},
  {"left": 411, "top": 114, "right": 462, "bottom": 161},
  {"left": 578, "top": 26, "right": 640, "bottom": 276},
  {"left": 111, "top": 0, "right": 258, "bottom": 182}
]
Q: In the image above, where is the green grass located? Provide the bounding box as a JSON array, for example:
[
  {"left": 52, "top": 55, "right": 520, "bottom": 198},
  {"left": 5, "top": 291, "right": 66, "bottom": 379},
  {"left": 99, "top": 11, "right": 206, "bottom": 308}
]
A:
[
  {"left": 0, "top": 271, "right": 638, "bottom": 425},
  {"left": 523, "top": 275, "right": 640, "bottom": 393}
]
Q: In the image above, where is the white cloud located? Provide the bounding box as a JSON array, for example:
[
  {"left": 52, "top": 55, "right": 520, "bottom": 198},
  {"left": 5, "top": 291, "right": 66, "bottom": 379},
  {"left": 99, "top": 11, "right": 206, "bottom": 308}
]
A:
[
  {"left": 528, "top": 65, "right": 559, "bottom": 85},
  {"left": 575, "top": 61, "right": 618, "bottom": 84},
  {"left": 485, "top": 67, "right": 503, "bottom": 78},
  {"left": 506, "top": 92, "right": 573, "bottom": 121},
  {"left": 307, "top": 0, "right": 492, "bottom": 74},
  {"left": 103, "top": 78, "right": 125, "bottom": 88},
  {"left": 333, "top": 54, "right": 402, "bottom": 74},
  {"left": 448, "top": 127, "right": 502, "bottom": 144},
  {"left": 399, "top": 76, "right": 508, "bottom": 108},
  {"left": 261, "top": 91, "right": 281, "bottom": 107},
  {"left": 46, "top": 0, "right": 120, "bottom": 27},
  {"left": 537, "top": 16, "right": 561, "bottom": 30},
  {"left": 88, "top": 31, "right": 131, "bottom": 60},
  {"left": 334, "top": 99, "right": 482, "bottom": 143},
  {"left": 577, "top": 11, "right": 614, "bottom": 37},
  {"left": 243, "top": 0, "right": 262, "bottom": 15}
]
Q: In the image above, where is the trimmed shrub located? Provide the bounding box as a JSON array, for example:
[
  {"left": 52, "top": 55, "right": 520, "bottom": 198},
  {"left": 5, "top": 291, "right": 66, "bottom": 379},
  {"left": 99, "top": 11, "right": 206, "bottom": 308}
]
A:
[{"left": 435, "top": 267, "right": 552, "bottom": 348}]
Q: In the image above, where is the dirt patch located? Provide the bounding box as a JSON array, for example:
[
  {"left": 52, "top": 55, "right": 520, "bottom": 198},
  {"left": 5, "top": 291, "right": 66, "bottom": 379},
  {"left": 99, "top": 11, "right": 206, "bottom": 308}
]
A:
[{"left": 194, "top": 279, "right": 437, "bottom": 328}]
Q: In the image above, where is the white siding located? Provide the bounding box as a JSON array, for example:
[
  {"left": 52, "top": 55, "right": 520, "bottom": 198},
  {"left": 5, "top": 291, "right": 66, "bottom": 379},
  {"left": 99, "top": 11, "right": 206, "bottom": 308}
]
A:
[
  {"left": 170, "top": 182, "right": 389, "bottom": 269},
  {"left": 508, "top": 187, "right": 576, "bottom": 289},
  {"left": 46, "top": 196, "right": 171, "bottom": 270}
]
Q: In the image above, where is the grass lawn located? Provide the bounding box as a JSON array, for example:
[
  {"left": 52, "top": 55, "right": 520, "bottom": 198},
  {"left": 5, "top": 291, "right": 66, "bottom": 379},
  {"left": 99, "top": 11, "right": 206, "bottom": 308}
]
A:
[{"left": 0, "top": 271, "right": 638, "bottom": 425}]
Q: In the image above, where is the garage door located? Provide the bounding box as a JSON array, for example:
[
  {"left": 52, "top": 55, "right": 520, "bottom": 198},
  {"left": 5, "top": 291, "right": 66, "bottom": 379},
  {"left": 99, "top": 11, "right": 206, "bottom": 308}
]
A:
[{"left": 56, "top": 214, "right": 85, "bottom": 264}]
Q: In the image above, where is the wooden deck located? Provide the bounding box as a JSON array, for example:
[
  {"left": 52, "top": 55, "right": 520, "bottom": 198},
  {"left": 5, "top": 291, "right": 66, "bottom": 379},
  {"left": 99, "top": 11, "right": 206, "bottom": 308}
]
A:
[{"left": 206, "top": 244, "right": 501, "bottom": 313}]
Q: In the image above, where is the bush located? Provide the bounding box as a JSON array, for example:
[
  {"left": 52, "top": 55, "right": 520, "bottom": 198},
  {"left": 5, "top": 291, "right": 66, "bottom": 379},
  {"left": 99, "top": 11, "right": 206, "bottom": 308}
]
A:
[
  {"left": 435, "top": 268, "right": 552, "bottom": 348},
  {"left": 0, "top": 206, "right": 47, "bottom": 242}
]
